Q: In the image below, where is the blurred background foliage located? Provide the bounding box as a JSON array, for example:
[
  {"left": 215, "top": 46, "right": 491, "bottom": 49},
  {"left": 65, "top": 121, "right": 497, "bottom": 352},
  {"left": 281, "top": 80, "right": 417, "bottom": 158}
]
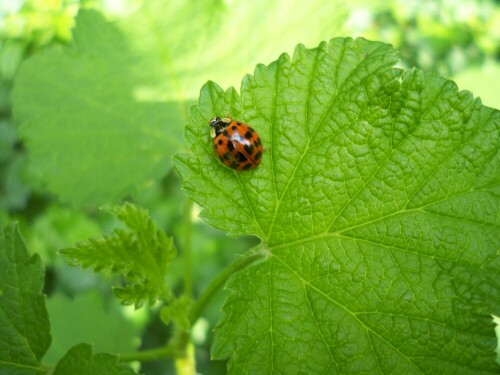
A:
[{"left": 1, "top": 0, "right": 499, "bottom": 373}]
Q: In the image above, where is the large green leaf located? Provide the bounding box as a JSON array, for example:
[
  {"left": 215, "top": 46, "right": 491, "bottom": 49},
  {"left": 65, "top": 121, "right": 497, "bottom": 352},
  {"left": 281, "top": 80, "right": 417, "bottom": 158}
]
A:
[
  {"left": 12, "top": 10, "right": 182, "bottom": 206},
  {"left": 123, "top": 0, "right": 348, "bottom": 100},
  {"left": 174, "top": 38, "right": 500, "bottom": 373},
  {"left": 0, "top": 222, "right": 51, "bottom": 374}
]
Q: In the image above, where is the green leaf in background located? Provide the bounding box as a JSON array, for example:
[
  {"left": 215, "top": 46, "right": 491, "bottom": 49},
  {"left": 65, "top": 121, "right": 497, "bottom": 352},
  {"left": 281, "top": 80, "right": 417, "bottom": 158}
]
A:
[
  {"left": 174, "top": 38, "right": 500, "bottom": 373},
  {"left": 125, "top": 0, "right": 348, "bottom": 100},
  {"left": 27, "top": 205, "right": 101, "bottom": 265},
  {"left": 0, "top": 222, "right": 51, "bottom": 373},
  {"left": 0, "top": 120, "right": 30, "bottom": 211},
  {"left": 44, "top": 291, "right": 144, "bottom": 366},
  {"left": 53, "top": 343, "right": 136, "bottom": 375},
  {"left": 12, "top": 9, "right": 183, "bottom": 206},
  {"left": 453, "top": 64, "right": 500, "bottom": 109},
  {"left": 60, "top": 202, "right": 176, "bottom": 307}
]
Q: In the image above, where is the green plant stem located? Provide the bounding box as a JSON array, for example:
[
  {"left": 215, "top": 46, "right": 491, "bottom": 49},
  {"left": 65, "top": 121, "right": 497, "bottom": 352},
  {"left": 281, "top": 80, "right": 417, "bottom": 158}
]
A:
[
  {"left": 120, "top": 247, "right": 263, "bottom": 364},
  {"left": 119, "top": 345, "right": 180, "bottom": 362},
  {"left": 188, "top": 251, "right": 264, "bottom": 324},
  {"left": 183, "top": 199, "right": 193, "bottom": 298},
  {"left": 174, "top": 342, "right": 196, "bottom": 375}
]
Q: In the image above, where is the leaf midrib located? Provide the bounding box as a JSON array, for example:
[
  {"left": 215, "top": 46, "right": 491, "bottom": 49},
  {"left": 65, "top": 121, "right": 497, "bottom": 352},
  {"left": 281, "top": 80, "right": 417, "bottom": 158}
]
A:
[
  {"left": 271, "top": 251, "right": 427, "bottom": 375},
  {"left": 264, "top": 41, "right": 390, "bottom": 240},
  {"left": 267, "top": 201, "right": 498, "bottom": 260}
]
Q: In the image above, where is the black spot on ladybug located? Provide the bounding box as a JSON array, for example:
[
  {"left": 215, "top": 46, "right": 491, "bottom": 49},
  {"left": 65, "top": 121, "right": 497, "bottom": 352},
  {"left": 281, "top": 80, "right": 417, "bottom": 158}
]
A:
[
  {"left": 223, "top": 130, "right": 229, "bottom": 137},
  {"left": 253, "top": 139, "right": 260, "bottom": 147},
  {"left": 218, "top": 139, "right": 223, "bottom": 145},
  {"left": 244, "top": 144, "right": 254, "bottom": 155},
  {"left": 242, "top": 163, "right": 253, "bottom": 170},
  {"left": 223, "top": 152, "right": 231, "bottom": 160},
  {"left": 227, "top": 141, "right": 235, "bottom": 151},
  {"left": 237, "top": 122, "right": 241, "bottom": 125},
  {"left": 230, "top": 162, "right": 239, "bottom": 169},
  {"left": 232, "top": 125, "right": 237, "bottom": 131},
  {"left": 235, "top": 152, "right": 247, "bottom": 162},
  {"left": 254, "top": 151, "right": 262, "bottom": 160},
  {"left": 244, "top": 131, "right": 252, "bottom": 140}
]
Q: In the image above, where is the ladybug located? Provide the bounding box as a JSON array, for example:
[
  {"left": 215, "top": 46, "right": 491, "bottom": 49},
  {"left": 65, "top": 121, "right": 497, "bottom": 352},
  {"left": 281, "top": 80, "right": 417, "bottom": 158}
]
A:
[{"left": 209, "top": 117, "right": 263, "bottom": 171}]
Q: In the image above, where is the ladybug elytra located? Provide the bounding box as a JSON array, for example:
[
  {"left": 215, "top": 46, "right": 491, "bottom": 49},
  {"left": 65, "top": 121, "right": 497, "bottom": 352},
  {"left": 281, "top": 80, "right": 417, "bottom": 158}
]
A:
[{"left": 209, "top": 117, "right": 263, "bottom": 171}]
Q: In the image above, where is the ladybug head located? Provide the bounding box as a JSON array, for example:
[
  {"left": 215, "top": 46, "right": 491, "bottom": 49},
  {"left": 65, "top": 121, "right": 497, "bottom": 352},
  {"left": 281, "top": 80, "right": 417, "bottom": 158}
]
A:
[
  {"left": 209, "top": 117, "right": 223, "bottom": 128},
  {"left": 209, "top": 117, "right": 230, "bottom": 137}
]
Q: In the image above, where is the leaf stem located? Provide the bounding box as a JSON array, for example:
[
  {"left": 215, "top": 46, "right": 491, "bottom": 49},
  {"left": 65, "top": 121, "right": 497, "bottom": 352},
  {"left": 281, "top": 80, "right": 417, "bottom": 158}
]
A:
[
  {"left": 188, "top": 250, "right": 264, "bottom": 324},
  {"left": 120, "top": 247, "right": 264, "bottom": 365},
  {"left": 182, "top": 199, "right": 193, "bottom": 297},
  {"left": 119, "top": 345, "right": 180, "bottom": 362}
]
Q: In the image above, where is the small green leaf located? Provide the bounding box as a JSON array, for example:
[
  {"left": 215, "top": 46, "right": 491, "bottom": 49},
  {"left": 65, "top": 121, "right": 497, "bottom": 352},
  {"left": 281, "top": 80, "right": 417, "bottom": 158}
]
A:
[
  {"left": 53, "top": 343, "right": 136, "bottom": 375},
  {"left": 60, "top": 203, "right": 176, "bottom": 307},
  {"left": 0, "top": 222, "right": 51, "bottom": 373},
  {"left": 174, "top": 38, "right": 500, "bottom": 373}
]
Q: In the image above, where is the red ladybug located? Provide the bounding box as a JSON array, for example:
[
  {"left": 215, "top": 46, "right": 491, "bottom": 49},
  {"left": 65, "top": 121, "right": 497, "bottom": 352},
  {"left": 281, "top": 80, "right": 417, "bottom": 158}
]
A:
[{"left": 209, "top": 117, "right": 263, "bottom": 171}]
